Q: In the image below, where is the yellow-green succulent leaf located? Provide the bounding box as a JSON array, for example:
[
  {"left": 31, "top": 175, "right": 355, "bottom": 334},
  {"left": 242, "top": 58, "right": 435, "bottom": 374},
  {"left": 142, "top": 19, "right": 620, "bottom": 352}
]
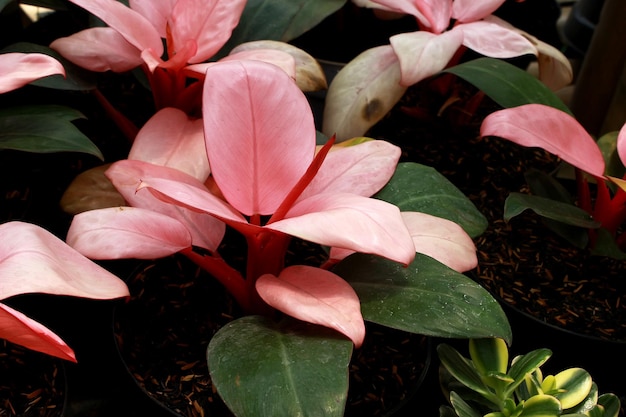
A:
[
  {"left": 519, "top": 394, "right": 561, "bottom": 417},
  {"left": 553, "top": 368, "right": 592, "bottom": 409},
  {"left": 470, "top": 338, "right": 509, "bottom": 376}
]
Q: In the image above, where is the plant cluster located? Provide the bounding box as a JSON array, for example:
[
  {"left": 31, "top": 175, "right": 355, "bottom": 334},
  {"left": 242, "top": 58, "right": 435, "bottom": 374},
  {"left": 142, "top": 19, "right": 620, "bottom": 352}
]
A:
[{"left": 438, "top": 338, "right": 621, "bottom": 417}]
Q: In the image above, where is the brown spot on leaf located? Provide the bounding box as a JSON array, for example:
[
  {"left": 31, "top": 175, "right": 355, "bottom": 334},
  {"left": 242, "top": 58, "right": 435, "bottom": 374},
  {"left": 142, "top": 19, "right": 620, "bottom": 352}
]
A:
[{"left": 362, "top": 99, "right": 382, "bottom": 121}]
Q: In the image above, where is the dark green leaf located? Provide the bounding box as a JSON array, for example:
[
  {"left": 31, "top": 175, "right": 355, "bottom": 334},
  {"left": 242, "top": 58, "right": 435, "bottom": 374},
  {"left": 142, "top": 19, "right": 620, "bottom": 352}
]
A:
[
  {"left": 1, "top": 42, "right": 97, "bottom": 90},
  {"left": 218, "top": 0, "right": 346, "bottom": 57},
  {"left": 591, "top": 228, "right": 626, "bottom": 260},
  {"left": 208, "top": 316, "right": 352, "bottom": 417},
  {"left": 0, "top": 104, "right": 85, "bottom": 121},
  {"left": 524, "top": 169, "right": 574, "bottom": 204},
  {"left": 449, "top": 391, "right": 485, "bottom": 417},
  {"left": 334, "top": 253, "right": 511, "bottom": 341},
  {"left": 438, "top": 344, "right": 493, "bottom": 398},
  {"left": 444, "top": 58, "right": 571, "bottom": 115},
  {"left": 374, "top": 162, "right": 488, "bottom": 238},
  {"left": 597, "top": 131, "right": 625, "bottom": 179},
  {"left": 504, "top": 193, "right": 600, "bottom": 228},
  {"left": 0, "top": 113, "right": 103, "bottom": 159},
  {"left": 597, "top": 393, "right": 622, "bottom": 417},
  {"left": 0, "top": 0, "right": 13, "bottom": 13}
]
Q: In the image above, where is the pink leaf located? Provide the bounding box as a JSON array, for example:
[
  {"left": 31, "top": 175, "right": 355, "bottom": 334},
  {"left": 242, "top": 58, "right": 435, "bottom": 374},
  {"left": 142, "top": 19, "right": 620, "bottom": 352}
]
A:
[
  {"left": 129, "top": 0, "right": 177, "bottom": 38},
  {"left": 0, "top": 304, "right": 76, "bottom": 362},
  {"left": 67, "top": 207, "right": 192, "bottom": 259},
  {"left": 452, "top": 0, "right": 506, "bottom": 22},
  {"left": 256, "top": 266, "right": 365, "bottom": 347},
  {"left": 481, "top": 104, "right": 606, "bottom": 178},
  {"left": 221, "top": 49, "right": 296, "bottom": 80},
  {"left": 389, "top": 30, "right": 464, "bottom": 86},
  {"left": 128, "top": 108, "right": 210, "bottom": 181},
  {"left": 169, "top": 0, "right": 247, "bottom": 63},
  {"left": 401, "top": 212, "right": 477, "bottom": 272},
  {"left": 458, "top": 21, "right": 535, "bottom": 58},
  {"left": 202, "top": 60, "right": 316, "bottom": 216},
  {"left": 106, "top": 160, "right": 226, "bottom": 251},
  {"left": 300, "top": 139, "right": 401, "bottom": 200},
  {"left": 0, "top": 53, "right": 65, "bottom": 94},
  {"left": 617, "top": 123, "right": 626, "bottom": 167},
  {"left": 0, "top": 221, "right": 129, "bottom": 300},
  {"left": 50, "top": 28, "right": 143, "bottom": 72},
  {"left": 370, "top": 0, "right": 451, "bottom": 33},
  {"left": 69, "top": 0, "right": 163, "bottom": 55},
  {"left": 267, "top": 193, "right": 415, "bottom": 265}
]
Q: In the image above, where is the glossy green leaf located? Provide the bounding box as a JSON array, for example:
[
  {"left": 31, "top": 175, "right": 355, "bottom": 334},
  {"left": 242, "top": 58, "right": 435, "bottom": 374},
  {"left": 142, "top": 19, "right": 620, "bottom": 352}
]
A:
[
  {"left": 0, "top": 112, "right": 103, "bottom": 159},
  {"left": 505, "top": 349, "right": 552, "bottom": 398},
  {"left": 449, "top": 391, "right": 484, "bottom": 417},
  {"left": 597, "top": 131, "right": 625, "bottom": 179},
  {"left": 438, "top": 345, "right": 492, "bottom": 397},
  {"left": 597, "top": 393, "right": 622, "bottom": 417},
  {"left": 334, "top": 253, "right": 511, "bottom": 341},
  {"left": 444, "top": 58, "right": 571, "bottom": 115},
  {"left": 374, "top": 162, "right": 488, "bottom": 238},
  {"left": 219, "top": 0, "right": 346, "bottom": 56},
  {"left": 469, "top": 338, "right": 508, "bottom": 375},
  {"left": 0, "top": 104, "right": 84, "bottom": 121},
  {"left": 591, "top": 228, "right": 626, "bottom": 259},
  {"left": 207, "top": 316, "right": 352, "bottom": 417},
  {"left": 1, "top": 42, "right": 97, "bottom": 90},
  {"left": 519, "top": 394, "right": 561, "bottom": 417},
  {"left": 504, "top": 193, "right": 600, "bottom": 228},
  {"left": 552, "top": 368, "right": 592, "bottom": 409}
]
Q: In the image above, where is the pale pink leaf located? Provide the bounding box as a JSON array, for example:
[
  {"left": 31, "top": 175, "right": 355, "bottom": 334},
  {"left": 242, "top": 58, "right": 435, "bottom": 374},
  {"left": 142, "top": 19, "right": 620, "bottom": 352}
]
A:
[
  {"left": 0, "top": 53, "right": 64, "bottom": 94},
  {"left": 256, "top": 265, "right": 365, "bottom": 347},
  {"left": 481, "top": 104, "right": 606, "bottom": 177},
  {"left": 129, "top": 0, "right": 177, "bottom": 37},
  {"left": 368, "top": 0, "right": 451, "bottom": 33},
  {"left": 105, "top": 160, "right": 226, "bottom": 251},
  {"left": 401, "top": 212, "right": 477, "bottom": 272},
  {"left": 202, "top": 60, "right": 316, "bottom": 216},
  {"left": 389, "top": 29, "right": 463, "bottom": 87},
  {"left": 267, "top": 193, "right": 415, "bottom": 265},
  {"left": 458, "top": 21, "right": 535, "bottom": 58},
  {"left": 169, "top": 0, "right": 247, "bottom": 63},
  {"left": 300, "top": 139, "right": 401, "bottom": 200},
  {"left": 221, "top": 49, "right": 296, "bottom": 81},
  {"left": 0, "top": 221, "right": 129, "bottom": 300},
  {"left": 50, "top": 28, "right": 142, "bottom": 72},
  {"left": 128, "top": 108, "right": 209, "bottom": 181},
  {"left": 229, "top": 40, "right": 327, "bottom": 92},
  {"left": 452, "top": 0, "right": 506, "bottom": 22},
  {"left": 69, "top": 0, "right": 162, "bottom": 55},
  {"left": 617, "top": 123, "right": 626, "bottom": 167},
  {"left": 0, "top": 304, "right": 76, "bottom": 362},
  {"left": 67, "top": 206, "right": 192, "bottom": 259},
  {"left": 323, "top": 45, "right": 407, "bottom": 141}
]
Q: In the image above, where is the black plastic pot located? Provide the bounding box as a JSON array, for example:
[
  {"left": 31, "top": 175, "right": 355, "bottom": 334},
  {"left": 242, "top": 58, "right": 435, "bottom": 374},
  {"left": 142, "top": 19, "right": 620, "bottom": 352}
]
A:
[{"left": 561, "top": 0, "right": 606, "bottom": 56}]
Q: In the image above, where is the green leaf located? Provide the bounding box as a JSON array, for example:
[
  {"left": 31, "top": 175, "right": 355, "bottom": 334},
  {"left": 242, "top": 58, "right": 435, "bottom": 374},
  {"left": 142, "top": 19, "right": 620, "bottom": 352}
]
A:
[
  {"left": 504, "top": 193, "right": 600, "bottom": 228},
  {"left": 334, "top": 253, "right": 511, "bottom": 341},
  {"left": 0, "top": 0, "right": 13, "bottom": 13},
  {"left": 591, "top": 228, "right": 626, "bottom": 259},
  {"left": 444, "top": 58, "right": 571, "bottom": 115},
  {"left": 596, "top": 393, "right": 622, "bottom": 417},
  {"left": 505, "top": 349, "right": 552, "bottom": 398},
  {"left": 438, "top": 345, "right": 493, "bottom": 397},
  {"left": 552, "top": 368, "right": 592, "bottom": 409},
  {"left": 207, "top": 316, "right": 352, "bottom": 417},
  {"left": 449, "top": 391, "right": 485, "bottom": 417},
  {"left": 374, "top": 162, "right": 488, "bottom": 238},
  {"left": 219, "top": 0, "right": 347, "bottom": 57},
  {"left": 0, "top": 104, "right": 85, "bottom": 121},
  {"left": 1, "top": 42, "right": 97, "bottom": 90},
  {"left": 519, "top": 394, "right": 561, "bottom": 417},
  {"left": 469, "top": 338, "right": 509, "bottom": 376},
  {"left": 0, "top": 112, "right": 103, "bottom": 159}
]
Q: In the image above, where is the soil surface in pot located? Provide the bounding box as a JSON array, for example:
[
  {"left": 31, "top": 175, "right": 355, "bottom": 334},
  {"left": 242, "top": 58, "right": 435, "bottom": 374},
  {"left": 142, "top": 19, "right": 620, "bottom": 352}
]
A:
[
  {"left": 115, "top": 243, "right": 430, "bottom": 417},
  {"left": 368, "top": 79, "right": 626, "bottom": 344}
]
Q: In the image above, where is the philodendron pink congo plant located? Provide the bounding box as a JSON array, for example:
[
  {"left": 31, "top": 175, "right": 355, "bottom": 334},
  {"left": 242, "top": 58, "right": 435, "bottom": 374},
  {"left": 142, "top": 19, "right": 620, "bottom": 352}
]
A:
[
  {"left": 0, "top": 52, "right": 128, "bottom": 362},
  {"left": 481, "top": 103, "right": 626, "bottom": 259},
  {"left": 324, "top": 0, "right": 573, "bottom": 141},
  {"left": 66, "top": 59, "right": 510, "bottom": 416},
  {"left": 50, "top": 0, "right": 324, "bottom": 138}
]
